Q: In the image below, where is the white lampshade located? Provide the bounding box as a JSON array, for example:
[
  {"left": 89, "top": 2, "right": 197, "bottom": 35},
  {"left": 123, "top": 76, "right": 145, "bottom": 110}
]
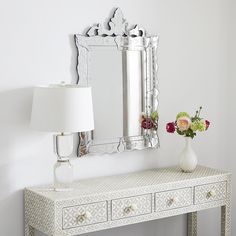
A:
[{"left": 30, "top": 85, "right": 94, "bottom": 133}]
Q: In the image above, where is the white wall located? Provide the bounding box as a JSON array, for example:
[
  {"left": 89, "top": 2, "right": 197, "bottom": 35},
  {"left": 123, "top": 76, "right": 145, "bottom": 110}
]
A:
[{"left": 0, "top": 0, "right": 235, "bottom": 235}]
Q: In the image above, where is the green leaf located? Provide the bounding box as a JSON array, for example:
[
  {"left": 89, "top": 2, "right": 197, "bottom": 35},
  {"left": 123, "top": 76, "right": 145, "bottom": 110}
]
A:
[
  {"left": 176, "top": 129, "right": 185, "bottom": 136},
  {"left": 185, "top": 129, "right": 196, "bottom": 139}
]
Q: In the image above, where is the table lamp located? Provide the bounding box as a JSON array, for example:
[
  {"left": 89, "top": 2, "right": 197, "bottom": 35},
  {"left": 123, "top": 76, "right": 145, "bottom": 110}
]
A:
[{"left": 30, "top": 84, "right": 94, "bottom": 191}]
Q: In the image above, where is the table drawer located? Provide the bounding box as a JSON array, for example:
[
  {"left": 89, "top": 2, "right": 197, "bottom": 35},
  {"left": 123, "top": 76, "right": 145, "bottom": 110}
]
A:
[
  {"left": 62, "top": 201, "right": 108, "bottom": 229},
  {"left": 194, "top": 181, "right": 227, "bottom": 204},
  {"left": 111, "top": 194, "right": 152, "bottom": 220},
  {"left": 155, "top": 188, "right": 192, "bottom": 212}
]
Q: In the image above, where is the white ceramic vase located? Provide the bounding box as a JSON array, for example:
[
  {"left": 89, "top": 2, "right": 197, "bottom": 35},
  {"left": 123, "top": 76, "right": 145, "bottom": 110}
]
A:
[{"left": 179, "top": 137, "right": 197, "bottom": 173}]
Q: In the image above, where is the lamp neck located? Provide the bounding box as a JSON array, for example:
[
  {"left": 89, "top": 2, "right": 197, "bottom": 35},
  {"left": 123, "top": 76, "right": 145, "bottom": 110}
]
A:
[{"left": 53, "top": 133, "right": 74, "bottom": 160}]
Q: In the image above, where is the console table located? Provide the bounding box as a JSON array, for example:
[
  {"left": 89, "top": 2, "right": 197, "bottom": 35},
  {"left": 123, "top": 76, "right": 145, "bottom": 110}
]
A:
[{"left": 24, "top": 166, "right": 231, "bottom": 236}]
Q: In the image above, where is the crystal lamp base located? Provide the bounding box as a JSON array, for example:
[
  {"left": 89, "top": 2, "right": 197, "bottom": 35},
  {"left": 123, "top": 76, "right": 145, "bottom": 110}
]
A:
[{"left": 53, "top": 158, "right": 73, "bottom": 191}]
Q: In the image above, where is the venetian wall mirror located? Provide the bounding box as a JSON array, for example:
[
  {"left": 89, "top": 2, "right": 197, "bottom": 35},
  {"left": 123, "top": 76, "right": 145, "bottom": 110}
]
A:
[{"left": 75, "top": 8, "right": 159, "bottom": 156}]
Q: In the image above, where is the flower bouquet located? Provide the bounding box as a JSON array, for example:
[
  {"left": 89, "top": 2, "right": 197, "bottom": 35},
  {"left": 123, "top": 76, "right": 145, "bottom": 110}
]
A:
[
  {"left": 166, "top": 107, "right": 210, "bottom": 172},
  {"left": 166, "top": 107, "right": 210, "bottom": 138}
]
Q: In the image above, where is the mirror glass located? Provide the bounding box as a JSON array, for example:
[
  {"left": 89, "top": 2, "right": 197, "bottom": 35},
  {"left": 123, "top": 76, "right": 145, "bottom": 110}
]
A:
[{"left": 90, "top": 47, "right": 123, "bottom": 141}]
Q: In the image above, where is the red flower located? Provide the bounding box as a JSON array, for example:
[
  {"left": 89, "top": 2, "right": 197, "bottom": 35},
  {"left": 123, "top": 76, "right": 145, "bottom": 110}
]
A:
[
  {"left": 141, "top": 118, "right": 154, "bottom": 129},
  {"left": 205, "top": 120, "right": 210, "bottom": 130},
  {"left": 166, "top": 122, "right": 176, "bottom": 133}
]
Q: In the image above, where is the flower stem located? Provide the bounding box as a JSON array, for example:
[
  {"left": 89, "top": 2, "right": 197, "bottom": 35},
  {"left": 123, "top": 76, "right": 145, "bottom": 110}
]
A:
[{"left": 198, "top": 106, "right": 202, "bottom": 118}]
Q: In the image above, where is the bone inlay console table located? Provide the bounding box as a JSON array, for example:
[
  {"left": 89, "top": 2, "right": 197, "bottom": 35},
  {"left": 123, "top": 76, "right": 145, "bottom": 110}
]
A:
[{"left": 24, "top": 166, "right": 231, "bottom": 236}]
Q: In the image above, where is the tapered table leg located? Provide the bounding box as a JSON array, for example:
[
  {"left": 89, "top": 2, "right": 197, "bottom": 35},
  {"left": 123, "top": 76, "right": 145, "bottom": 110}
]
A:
[
  {"left": 221, "top": 176, "right": 232, "bottom": 236},
  {"left": 221, "top": 202, "right": 231, "bottom": 235},
  {"left": 25, "top": 224, "right": 34, "bottom": 236},
  {"left": 187, "top": 212, "right": 197, "bottom": 236}
]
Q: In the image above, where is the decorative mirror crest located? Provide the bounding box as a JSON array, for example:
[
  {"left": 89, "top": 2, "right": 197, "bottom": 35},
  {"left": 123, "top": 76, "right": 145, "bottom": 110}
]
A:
[
  {"left": 86, "top": 8, "right": 145, "bottom": 37},
  {"left": 74, "top": 8, "right": 159, "bottom": 157}
]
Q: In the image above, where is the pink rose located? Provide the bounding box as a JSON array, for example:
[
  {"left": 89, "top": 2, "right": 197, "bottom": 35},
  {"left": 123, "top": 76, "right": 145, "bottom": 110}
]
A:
[
  {"left": 166, "top": 122, "right": 175, "bottom": 133},
  {"left": 176, "top": 116, "right": 191, "bottom": 131},
  {"left": 205, "top": 120, "right": 210, "bottom": 130}
]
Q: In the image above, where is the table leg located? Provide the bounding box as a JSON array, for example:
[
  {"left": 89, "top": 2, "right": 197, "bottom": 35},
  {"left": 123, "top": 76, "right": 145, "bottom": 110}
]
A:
[
  {"left": 187, "top": 212, "right": 197, "bottom": 236},
  {"left": 221, "top": 203, "right": 231, "bottom": 236},
  {"left": 221, "top": 177, "right": 232, "bottom": 236},
  {"left": 25, "top": 224, "right": 34, "bottom": 236}
]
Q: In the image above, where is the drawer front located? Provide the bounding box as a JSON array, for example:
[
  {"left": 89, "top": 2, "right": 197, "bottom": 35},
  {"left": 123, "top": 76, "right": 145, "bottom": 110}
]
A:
[
  {"left": 155, "top": 188, "right": 192, "bottom": 212},
  {"left": 62, "top": 201, "right": 108, "bottom": 229},
  {"left": 194, "top": 181, "right": 227, "bottom": 204},
  {"left": 111, "top": 194, "right": 152, "bottom": 220}
]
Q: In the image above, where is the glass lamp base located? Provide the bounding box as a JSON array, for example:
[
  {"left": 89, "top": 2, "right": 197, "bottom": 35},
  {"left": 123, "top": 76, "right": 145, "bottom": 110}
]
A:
[{"left": 53, "top": 159, "right": 73, "bottom": 191}]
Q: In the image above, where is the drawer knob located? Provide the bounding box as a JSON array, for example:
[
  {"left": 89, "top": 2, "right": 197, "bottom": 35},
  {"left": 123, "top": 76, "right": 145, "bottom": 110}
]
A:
[
  {"left": 124, "top": 204, "right": 138, "bottom": 214},
  {"left": 208, "top": 190, "right": 216, "bottom": 197},
  {"left": 76, "top": 211, "right": 92, "bottom": 223},
  {"left": 169, "top": 197, "right": 179, "bottom": 205}
]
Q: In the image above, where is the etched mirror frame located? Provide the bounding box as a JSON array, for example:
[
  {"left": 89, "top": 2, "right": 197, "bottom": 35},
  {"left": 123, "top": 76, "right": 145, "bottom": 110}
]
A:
[{"left": 75, "top": 8, "right": 159, "bottom": 156}]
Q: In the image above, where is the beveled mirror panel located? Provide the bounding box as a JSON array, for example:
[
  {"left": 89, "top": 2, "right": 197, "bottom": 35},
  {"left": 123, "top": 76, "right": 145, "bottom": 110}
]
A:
[{"left": 75, "top": 8, "right": 159, "bottom": 156}]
